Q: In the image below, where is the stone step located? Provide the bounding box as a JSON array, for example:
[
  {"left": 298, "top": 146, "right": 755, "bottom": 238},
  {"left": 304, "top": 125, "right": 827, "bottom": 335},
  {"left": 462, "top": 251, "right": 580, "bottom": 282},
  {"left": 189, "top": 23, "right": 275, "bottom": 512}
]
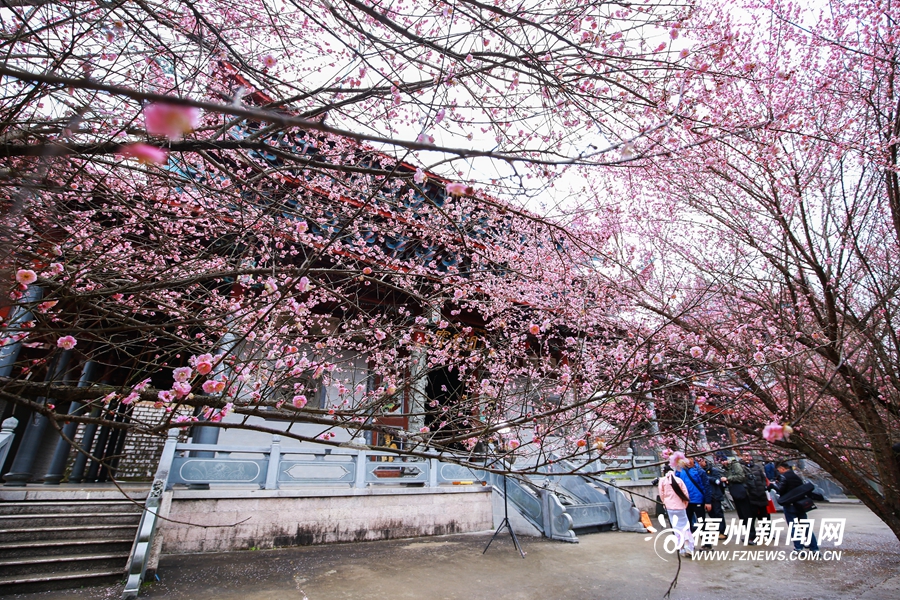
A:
[
  {"left": 0, "top": 512, "right": 141, "bottom": 529},
  {"left": 0, "top": 523, "right": 138, "bottom": 543},
  {"left": 0, "top": 568, "right": 124, "bottom": 595},
  {"left": 0, "top": 537, "right": 133, "bottom": 560},
  {"left": 0, "top": 500, "right": 142, "bottom": 516},
  {"left": 0, "top": 551, "right": 129, "bottom": 578}
]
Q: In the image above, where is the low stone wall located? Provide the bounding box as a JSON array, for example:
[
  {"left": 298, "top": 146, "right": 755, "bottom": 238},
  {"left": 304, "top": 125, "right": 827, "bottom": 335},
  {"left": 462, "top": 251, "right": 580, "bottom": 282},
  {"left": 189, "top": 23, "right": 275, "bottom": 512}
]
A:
[
  {"left": 613, "top": 482, "right": 660, "bottom": 516},
  {"left": 153, "top": 486, "right": 492, "bottom": 560}
]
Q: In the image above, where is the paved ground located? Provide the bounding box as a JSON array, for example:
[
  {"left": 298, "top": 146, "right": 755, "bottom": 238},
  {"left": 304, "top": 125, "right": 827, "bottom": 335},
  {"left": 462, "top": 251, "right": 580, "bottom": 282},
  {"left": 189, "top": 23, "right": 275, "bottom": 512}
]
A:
[{"left": 11, "top": 503, "right": 900, "bottom": 600}]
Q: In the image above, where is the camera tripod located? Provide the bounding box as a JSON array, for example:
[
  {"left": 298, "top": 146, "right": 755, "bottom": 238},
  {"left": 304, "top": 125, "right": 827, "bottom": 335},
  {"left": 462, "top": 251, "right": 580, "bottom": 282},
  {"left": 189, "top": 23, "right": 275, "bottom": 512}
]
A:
[{"left": 483, "top": 474, "right": 526, "bottom": 558}]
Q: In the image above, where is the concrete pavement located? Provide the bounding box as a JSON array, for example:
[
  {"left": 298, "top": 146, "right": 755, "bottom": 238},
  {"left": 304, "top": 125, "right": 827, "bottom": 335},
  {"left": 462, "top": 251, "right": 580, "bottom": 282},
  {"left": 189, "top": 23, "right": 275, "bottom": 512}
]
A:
[{"left": 8, "top": 503, "right": 900, "bottom": 600}]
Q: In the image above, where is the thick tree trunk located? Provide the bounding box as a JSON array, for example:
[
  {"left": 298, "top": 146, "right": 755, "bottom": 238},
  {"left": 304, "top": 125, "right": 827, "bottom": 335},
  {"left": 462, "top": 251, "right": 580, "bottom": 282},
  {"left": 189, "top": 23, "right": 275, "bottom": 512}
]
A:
[{"left": 795, "top": 433, "right": 900, "bottom": 544}]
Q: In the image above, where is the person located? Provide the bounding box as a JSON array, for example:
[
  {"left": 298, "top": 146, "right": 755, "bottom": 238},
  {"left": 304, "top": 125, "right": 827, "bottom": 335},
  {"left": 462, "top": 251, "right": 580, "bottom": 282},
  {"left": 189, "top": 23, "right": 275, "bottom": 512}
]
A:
[
  {"left": 699, "top": 456, "right": 727, "bottom": 539},
  {"left": 676, "top": 458, "right": 712, "bottom": 543},
  {"left": 719, "top": 454, "right": 757, "bottom": 544},
  {"left": 658, "top": 465, "right": 695, "bottom": 558},
  {"left": 741, "top": 453, "right": 770, "bottom": 541},
  {"left": 770, "top": 461, "right": 819, "bottom": 552}
]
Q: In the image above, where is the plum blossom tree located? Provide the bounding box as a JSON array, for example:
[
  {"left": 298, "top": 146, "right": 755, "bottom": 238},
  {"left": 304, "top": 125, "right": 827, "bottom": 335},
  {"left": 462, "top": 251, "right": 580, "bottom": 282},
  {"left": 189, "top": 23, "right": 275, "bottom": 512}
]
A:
[
  {"left": 0, "top": 0, "right": 722, "bottom": 476},
  {"left": 609, "top": 0, "right": 900, "bottom": 540}
]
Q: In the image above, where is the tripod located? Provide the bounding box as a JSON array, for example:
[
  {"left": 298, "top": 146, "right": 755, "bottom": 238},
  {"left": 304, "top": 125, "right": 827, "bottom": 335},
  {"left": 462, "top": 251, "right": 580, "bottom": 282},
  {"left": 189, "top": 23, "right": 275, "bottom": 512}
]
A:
[{"left": 483, "top": 474, "right": 526, "bottom": 558}]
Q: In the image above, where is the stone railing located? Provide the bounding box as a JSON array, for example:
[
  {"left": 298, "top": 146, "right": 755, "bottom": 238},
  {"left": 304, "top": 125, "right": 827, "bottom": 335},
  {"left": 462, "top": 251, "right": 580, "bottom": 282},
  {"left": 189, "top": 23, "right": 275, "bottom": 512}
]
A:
[
  {"left": 123, "top": 431, "right": 528, "bottom": 598},
  {"left": 566, "top": 448, "right": 659, "bottom": 482},
  {"left": 165, "top": 435, "right": 487, "bottom": 489},
  {"left": 0, "top": 417, "right": 17, "bottom": 471}
]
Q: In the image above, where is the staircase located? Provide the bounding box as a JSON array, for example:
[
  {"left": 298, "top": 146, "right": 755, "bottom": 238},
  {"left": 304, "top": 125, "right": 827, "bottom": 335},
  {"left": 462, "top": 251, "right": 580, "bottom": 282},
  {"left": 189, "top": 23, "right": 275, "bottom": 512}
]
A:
[{"left": 0, "top": 496, "right": 143, "bottom": 594}]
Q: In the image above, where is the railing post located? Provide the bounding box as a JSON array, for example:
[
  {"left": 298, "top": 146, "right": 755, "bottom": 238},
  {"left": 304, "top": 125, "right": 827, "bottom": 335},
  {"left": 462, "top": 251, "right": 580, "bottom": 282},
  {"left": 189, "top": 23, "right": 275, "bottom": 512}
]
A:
[
  {"left": 0, "top": 417, "right": 18, "bottom": 470},
  {"left": 429, "top": 458, "right": 438, "bottom": 487},
  {"left": 628, "top": 448, "right": 638, "bottom": 481},
  {"left": 355, "top": 450, "right": 367, "bottom": 489},
  {"left": 157, "top": 428, "right": 180, "bottom": 486},
  {"left": 264, "top": 435, "right": 281, "bottom": 490}
]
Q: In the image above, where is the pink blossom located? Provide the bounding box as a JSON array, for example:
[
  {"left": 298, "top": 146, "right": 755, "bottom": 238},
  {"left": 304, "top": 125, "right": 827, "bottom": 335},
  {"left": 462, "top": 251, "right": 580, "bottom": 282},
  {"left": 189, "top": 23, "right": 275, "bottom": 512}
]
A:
[
  {"left": 173, "top": 366, "right": 192, "bottom": 382},
  {"left": 192, "top": 353, "right": 214, "bottom": 374},
  {"left": 435, "top": 108, "right": 446, "bottom": 124},
  {"left": 119, "top": 142, "right": 169, "bottom": 165},
  {"left": 45, "top": 263, "right": 64, "bottom": 276},
  {"left": 374, "top": 330, "right": 386, "bottom": 341},
  {"left": 416, "top": 133, "right": 435, "bottom": 145},
  {"left": 414, "top": 168, "right": 426, "bottom": 184},
  {"left": 528, "top": 324, "right": 540, "bottom": 335},
  {"left": 298, "top": 276, "right": 310, "bottom": 292},
  {"left": 37, "top": 300, "right": 58, "bottom": 313},
  {"left": 753, "top": 351, "right": 765, "bottom": 363},
  {"left": 507, "top": 439, "right": 520, "bottom": 450},
  {"left": 262, "top": 54, "right": 277, "bottom": 68},
  {"left": 689, "top": 346, "right": 703, "bottom": 359},
  {"left": 668, "top": 450, "right": 689, "bottom": 470},
  {"left": 121, "top": 392, "right": 140, "bottom": 405},
  {"left": 158, "top": 390, "right": 174, "bottom": 403},
  {"left": 292, "top": 394, "right": 307, "bottom": 408},
  {"left": 196, "top": 360, "right": 213, "bottom": 375},
  {"left": 172, "top": 381, "right": 191, "bottom": 398},
  {"left": 120, "top": 143, "right": 168, "bottom": 164},
  {"left": 15, "top": 269, "right": 37, "bottom": 285},
  {"left": 363, "top": 267, "right": 373, "bottom": 275},
  {"left": 57, "top": 335, "right": 77, "bottom": 350},
  {"left": 143, "top": 103, "right": 200, "bottom": 141},
  {"left": 202, "top": 379, "right": 226, "bottom": 394},
  {"left": 651, "top": 353, "right": 663, "bottom": 365},
  {"left": 445, "top": 182, "right": 470, "bottom": 196},
  {"left": 419, "top": 426, "right": 430, "bottom": 433},
  {"left": 762, "top": 422, "right": 792, "bottom": 442}
]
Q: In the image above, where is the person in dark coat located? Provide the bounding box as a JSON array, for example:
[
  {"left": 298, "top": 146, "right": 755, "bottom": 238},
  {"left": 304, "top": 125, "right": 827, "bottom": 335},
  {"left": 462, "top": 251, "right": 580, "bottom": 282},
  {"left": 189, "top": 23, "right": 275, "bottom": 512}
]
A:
[
  {"left": 742, "top": 453, "right": 770, "bottom": 539},
  {"left": 699, "top": 456, "right": 727, "bottom": 538},
  {"left": 720, "top": 455, "right": 757, "bottom": 544},
  {"left": 770, "top": 461, "right": 819, "bottom": 551}
]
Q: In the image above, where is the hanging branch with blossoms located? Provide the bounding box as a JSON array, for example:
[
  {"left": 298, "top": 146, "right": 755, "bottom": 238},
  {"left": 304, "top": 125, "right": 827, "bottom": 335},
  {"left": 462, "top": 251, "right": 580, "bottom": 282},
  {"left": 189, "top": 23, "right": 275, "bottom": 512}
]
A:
[{"left": 600, "top": 0, "right": 900, "bottom": 542}]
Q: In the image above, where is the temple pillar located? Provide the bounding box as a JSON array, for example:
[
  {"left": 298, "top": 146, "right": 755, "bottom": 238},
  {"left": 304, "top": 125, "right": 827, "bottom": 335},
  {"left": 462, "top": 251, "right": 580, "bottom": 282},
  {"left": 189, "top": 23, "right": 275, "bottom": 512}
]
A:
[{"left": 3, "top": 350, "right": 71, "bottom": 486}]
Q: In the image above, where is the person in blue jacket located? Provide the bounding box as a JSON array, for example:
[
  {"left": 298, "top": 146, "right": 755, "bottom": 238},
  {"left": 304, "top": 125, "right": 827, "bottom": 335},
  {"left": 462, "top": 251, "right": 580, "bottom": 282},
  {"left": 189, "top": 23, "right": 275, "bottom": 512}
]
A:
[{"left": 676, "top": 457, "right": 712, "bottom": 543}]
